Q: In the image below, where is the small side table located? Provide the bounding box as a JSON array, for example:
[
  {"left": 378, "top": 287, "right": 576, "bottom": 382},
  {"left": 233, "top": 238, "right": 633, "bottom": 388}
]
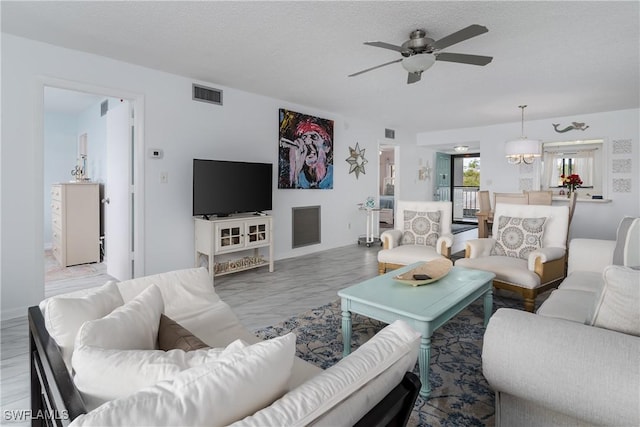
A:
[{"left": 357, "top": 206, "right": 382, "bottom": 247}]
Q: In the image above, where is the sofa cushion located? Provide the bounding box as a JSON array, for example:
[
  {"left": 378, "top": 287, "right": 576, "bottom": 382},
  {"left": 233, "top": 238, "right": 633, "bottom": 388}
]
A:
[
  {"left": 231, "top": 320, "right": 420, "bottom": 427},
  {"left": 72, "top": 343, "right": 236, "bottom": 411},
  {"left": 378, "top": 244, "right": 441, "bottom": 265},
  {"left": 613, "top": 217, "right": 640, "bottom": 267},
  {"left": 115, "top": 267, "right": 261, "bottom": 349},
  {"left": 536, "top": 289, "right": 597, "bottom": 323},
  {"left": 69, "top": 333, "right": 297, "bottom": 427},
  {"left": 402, "top": 210, "right": 440, "bottom": 247},
  {"left": 557, "top": 271, "right": 604, "bottom": 294},
  {"left": 590, "top": 265, "right": 640, "bottom": 336},
  {"left": 491, "top": 216, "right": 547, "bottom": 260},
  {"left": 455, "top": 255, "right": 541, "bottom": 289},
  {"left": 116, "top": 267, "right": 219, "bottom": 315},
  {"left": 42, "top": 281, "right": 123, "bottom": 369},
  {"left": 158, "top": 314, "right": 210, "bottom": 351},
  {"left": 75, "top": 284, "right": 164, "bottom": 351}
]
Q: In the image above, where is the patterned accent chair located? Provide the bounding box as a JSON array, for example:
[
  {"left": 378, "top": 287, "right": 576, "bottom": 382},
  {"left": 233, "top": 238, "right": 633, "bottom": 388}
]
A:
[
  {"left": 455, "top": 203, "right": 570, "bottom": 312},
  {"left": 377, "top": 201, "right": 453, "bottom": 274}
]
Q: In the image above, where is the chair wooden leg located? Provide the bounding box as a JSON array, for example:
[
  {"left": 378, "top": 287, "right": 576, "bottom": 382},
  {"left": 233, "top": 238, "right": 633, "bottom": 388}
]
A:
[
  {"left": 522, "top": 288, "right": 538, "bottom": 312},
  {"left": 378, "top": 263, "right": 386, "bottom": 275},
  {"left": 523, "top": 297, "right": 536, "bottom": 313}
]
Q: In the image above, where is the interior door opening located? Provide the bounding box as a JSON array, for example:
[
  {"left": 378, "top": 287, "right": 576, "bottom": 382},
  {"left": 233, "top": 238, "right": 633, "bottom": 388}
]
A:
[
  {"left": 379, "top": 145, "right": 396, "bottom": 230},
  {"left": 451, "top": 153, "right": 480, "bottom": 224},
  {"left": 42, "top": 84, "right": 141, "bottom": 294}
]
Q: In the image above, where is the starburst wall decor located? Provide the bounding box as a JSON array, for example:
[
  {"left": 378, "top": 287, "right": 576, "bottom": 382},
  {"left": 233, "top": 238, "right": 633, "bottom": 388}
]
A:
[{"left": 345, "top": 142, "right": 368, "bottom": 178}]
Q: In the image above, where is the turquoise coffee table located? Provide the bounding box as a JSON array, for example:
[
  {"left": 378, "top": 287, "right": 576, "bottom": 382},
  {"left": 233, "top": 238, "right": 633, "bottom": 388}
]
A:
[{"left": 338, "top": 263, "right": 495, "bottom": 398}]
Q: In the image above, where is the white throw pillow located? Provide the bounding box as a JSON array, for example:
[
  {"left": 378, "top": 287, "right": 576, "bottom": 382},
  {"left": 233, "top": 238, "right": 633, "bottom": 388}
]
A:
[
  {"left": 402, "top": 210, "right": 441, "bottom": 247},
  {"left": 590, "top": 265, "right": 640, "bottom": 336},
  {"left": 232, "top": 320, "right": 420, "bottom": 427},
  {"left": 43, "top": 281, "right": 123, "bottom": 369},
  {"left": 116, "top": 267, "right": 220, "bottom": 315},
  {"left": 72, "top": 340, "right": 247, "bottom": 411},
  {"left": 69, "top": 333, "right": 296, "bottom": 427},
  {"left": 75, "top": 283, "right": 164, "bottom": 351},
  {"left": 491, "top": 216, "right": 547, "bottom": 259}
]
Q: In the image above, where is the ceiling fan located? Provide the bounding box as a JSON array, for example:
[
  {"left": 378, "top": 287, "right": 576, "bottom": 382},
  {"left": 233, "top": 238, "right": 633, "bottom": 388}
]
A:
[{"left": 349, "top": 24, "right": 493, "bottom": 84}]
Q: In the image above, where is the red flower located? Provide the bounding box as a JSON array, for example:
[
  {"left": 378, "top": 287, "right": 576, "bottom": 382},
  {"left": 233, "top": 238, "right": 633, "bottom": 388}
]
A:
[{"left": 561, "top": 174, "right": 583, "bottom": 188}]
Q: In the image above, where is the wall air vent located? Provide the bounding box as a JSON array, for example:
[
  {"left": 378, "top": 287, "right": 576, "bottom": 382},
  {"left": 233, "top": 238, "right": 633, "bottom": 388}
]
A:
[
  {"left": 193, "top": 84, "right": 223, "bottom": 106},
  {"left": 292, "top": 206, "right": 321, "bottom": 248},
  {"left": 100, "top": 100, "right": 109, "bottom": 117},
  {"left": 385, "top": 128, "right": 395, "bottom": 139}
]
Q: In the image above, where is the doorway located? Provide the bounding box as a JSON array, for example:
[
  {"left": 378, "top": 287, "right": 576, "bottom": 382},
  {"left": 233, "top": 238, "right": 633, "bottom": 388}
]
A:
[
  {"left": 379, "top": 145, "right": 396, "bottom": 230},
  {"left": 451, "top": 152, "right": 480, "bottom": 224},
  {"left": 42, "top": 82, "right": 144, "bottom": 291}
]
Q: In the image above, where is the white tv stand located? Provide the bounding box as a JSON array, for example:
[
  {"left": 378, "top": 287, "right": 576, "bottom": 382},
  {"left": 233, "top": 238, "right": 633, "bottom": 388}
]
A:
[{"left": 194, "top": 214, "right": 274, "bottom": 282}]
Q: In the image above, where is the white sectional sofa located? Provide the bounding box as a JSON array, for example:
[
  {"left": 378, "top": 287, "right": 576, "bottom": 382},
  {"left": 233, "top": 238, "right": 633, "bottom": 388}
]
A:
[
  {"left": 30, "top": 267, "right": 421, "bottom": 426},
  {"left": 482, "top": 217, "right": 640, "bottom": 426}
]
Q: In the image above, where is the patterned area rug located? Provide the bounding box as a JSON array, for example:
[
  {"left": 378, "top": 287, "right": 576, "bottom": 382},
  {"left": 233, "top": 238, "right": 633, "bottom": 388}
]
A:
[{"left": 254, "top": 295, "right": 520, "bottom": 427}]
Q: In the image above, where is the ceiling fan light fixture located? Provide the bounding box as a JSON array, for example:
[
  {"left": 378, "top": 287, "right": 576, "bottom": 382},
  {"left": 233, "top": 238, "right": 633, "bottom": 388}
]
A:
[
  {"left": 454, "top": 145, "right": 469, "bottom": 153},
  {"left": 401, "top": 53, "right": 436, "bottom": 74},
  {"left": 505, "top": 105, "right": 541, "bottom": 164}
]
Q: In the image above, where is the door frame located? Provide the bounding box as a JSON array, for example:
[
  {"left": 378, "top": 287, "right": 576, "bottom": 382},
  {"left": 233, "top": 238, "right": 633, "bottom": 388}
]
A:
[
  {"left": 450, "top": 152, "right": 481, "bottom": 224},
  {"left": 37, "top": 76, "right": 145, "bottom": 280},
  {"left": 378, "top": 143, "right": 399, "bottom": 235}
]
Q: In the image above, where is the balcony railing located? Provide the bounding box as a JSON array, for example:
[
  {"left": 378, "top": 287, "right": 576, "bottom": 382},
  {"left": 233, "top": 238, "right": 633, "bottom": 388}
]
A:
[{"left": 453, "top": 186, "right": 479, "bottom": 222}]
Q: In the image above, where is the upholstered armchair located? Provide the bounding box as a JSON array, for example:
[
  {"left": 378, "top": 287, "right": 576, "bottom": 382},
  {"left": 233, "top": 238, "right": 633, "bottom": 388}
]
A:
[
  {"left": 377, "top": 201, "right": 453, "bottom": 274},
  {"left": 455, "top": 203, "right": 570, "bottom": 312}
]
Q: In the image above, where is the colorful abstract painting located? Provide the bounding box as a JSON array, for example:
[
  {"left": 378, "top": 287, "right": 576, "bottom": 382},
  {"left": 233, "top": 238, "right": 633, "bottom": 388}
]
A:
[{"left": 278, "top": 109, "right": 334, "bottom": 189}]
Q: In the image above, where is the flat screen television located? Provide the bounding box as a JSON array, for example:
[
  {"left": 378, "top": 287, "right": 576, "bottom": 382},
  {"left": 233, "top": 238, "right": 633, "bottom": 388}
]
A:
[{"left": 193, "top": 159, "right": 273, "bottom": 218}]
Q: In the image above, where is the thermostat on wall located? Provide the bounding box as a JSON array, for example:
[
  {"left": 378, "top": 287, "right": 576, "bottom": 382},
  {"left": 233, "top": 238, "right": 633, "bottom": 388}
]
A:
[{"left": 149, "top": 148, "right": 164, "bottom": 159}]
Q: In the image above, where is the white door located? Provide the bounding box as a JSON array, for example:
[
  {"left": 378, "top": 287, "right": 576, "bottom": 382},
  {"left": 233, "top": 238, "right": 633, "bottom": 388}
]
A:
[{"left": 105, "top": 100, "right": 133, "bottom": 280}]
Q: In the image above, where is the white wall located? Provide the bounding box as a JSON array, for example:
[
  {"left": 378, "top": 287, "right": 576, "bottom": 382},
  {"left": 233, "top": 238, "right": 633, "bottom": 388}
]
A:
[
  {"left": 1, "top": 34, "right": 420, "bottom": 320},
  {"left": 417, "top": 108, "right": 640, "bottom": 240}
]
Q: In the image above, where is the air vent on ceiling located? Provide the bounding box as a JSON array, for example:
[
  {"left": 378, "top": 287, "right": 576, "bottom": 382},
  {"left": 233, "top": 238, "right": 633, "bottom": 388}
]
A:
[
  {"left": 100, "top": 100, "right": 109, "bottom": 117},
  {"left": 193, "top": 84, "right": 223, "bottom": 106},
  {"left": 385, "top": 128, "right": 395, "bottom": 139}
]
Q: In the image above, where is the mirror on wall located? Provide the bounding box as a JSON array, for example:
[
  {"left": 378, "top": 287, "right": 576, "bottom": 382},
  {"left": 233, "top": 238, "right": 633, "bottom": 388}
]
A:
[{"left": 540, "top": 139, "right": 605, "bottom": 198}]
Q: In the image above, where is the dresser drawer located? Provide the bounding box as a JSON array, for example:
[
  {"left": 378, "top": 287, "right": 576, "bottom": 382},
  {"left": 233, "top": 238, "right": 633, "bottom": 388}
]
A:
[
  {"left": 51, "top": 199, "right": 62, "bottom": 217},
  {"left": 51, "top": 185, "right": 62, "bottom": 202},
  {"left": 51, "top": 225, "right": 62, "bottom": 247},
  {"left": 51, "top": 243, "right": 63, "bottom": 265},
  {"left": 51, "top": 213, "right": 62, "bottom": 230}
]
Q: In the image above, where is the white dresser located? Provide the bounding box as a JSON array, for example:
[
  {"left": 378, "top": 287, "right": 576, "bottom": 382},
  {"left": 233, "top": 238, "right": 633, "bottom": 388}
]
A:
[{"left": 51, "top": 183, "right": 100, "bottom": 267}]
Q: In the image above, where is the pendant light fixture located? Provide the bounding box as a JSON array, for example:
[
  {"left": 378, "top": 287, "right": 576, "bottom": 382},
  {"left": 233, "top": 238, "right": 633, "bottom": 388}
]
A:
[{"left": 505, "top": 105, "right": 541, "bottom": 164}]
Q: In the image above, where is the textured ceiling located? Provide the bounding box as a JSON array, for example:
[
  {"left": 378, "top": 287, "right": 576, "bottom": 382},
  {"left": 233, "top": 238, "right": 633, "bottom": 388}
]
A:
[{"left": 3, "top": 1, "right": 639, "bottom": 133}]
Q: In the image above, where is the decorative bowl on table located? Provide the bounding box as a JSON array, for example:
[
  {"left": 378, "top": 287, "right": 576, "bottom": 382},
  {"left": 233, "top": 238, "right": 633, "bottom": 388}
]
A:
[{"left": 393, "top": 258, "right": 453, "bottom": 286}]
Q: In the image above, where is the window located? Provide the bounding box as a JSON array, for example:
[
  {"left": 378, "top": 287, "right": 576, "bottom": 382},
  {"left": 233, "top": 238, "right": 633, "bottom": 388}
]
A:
[{"left": 541, "top": 139, "right": 604, "bottom": 197}]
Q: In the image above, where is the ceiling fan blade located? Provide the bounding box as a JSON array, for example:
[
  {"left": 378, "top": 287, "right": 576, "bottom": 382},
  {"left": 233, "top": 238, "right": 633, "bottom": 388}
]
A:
[
  {"left": 407, "top": 72, "right": 421, "bottom": 84},
  {"left": 435, "top": 52, "right": 493, "bottom": 66},
  {"left": 363, "top": 41, "right": 405, "bottom": 52},
  {"left": 432, "top": 24, "right": 488, "bottom": 50},
  {"left": 348, "top": 58, "right": 402, "bottom": 77}
]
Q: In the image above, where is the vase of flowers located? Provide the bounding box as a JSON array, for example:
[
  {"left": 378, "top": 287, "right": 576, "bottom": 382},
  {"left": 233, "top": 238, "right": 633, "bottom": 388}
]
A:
[{"left": 561, "top": 173, "right": 583, "bottom": 198}]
